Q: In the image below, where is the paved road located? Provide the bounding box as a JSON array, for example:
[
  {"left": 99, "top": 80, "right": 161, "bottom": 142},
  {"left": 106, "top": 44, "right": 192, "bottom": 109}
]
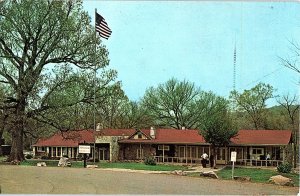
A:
[{"left": 0, "top": 165, "right": 299, "bottom": 195}]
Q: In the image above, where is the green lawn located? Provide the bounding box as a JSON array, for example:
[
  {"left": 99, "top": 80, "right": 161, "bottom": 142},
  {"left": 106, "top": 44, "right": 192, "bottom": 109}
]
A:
[
  {"left": 216, "top": 166, "right": 299, "bottom": 186},
  {"left": 20, "top": 159, "right": 187, "bottom": 171},
  {"left": 98, "top": 162, "right": 188, "bottom": 171},
  {"left": 0, "top": 156, "right": 8, "bottom": 162}
]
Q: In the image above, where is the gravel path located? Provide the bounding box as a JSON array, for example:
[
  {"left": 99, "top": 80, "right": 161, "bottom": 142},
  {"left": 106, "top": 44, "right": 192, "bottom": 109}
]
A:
[{"left": 0, "top": 165, "right": 298, "bottom": 195}]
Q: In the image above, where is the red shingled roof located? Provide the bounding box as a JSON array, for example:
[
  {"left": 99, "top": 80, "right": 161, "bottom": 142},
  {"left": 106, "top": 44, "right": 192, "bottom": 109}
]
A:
[
  {"left": 33, "top": 130, "right": 94, "bottom": 147},
  {"left": 119, "top": 129, "right": 207, "bottom": 144},
  {"left": 33, "top": 129, "right": 292, "bottom": 147},
  {"left": 95, "top": 129, "right": 136, "bottom": 136},
  {"left": 230, "top": 130, "right": 292, "bottom": 145}
]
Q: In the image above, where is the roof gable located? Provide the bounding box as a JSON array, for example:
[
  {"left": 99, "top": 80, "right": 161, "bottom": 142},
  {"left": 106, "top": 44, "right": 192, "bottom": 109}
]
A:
[{"left": 128, "top": 130, "right": 152, "bottom": 140}]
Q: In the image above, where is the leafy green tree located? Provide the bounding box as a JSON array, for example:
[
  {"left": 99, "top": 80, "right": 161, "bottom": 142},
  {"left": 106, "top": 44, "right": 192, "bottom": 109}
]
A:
[
  {"left": 116, "top": 100, "right": 154, "bottom": 129},
  {"left": 198, "top": 92, "right": 237, "bottom": 168},
  {"left": 142, "top": 78, "right": 201, "bottom": 129},
  {"left": 0, "top": 0, "right": 111, "bottom": 162},
  {"left": 230, "top": 83, "right": 274, "bottom": 129}
]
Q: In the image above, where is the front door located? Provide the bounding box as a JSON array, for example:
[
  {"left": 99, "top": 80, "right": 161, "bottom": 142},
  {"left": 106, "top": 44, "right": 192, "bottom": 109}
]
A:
[{"left": 99, "top": 148, "right": 107, "bottom": 160}]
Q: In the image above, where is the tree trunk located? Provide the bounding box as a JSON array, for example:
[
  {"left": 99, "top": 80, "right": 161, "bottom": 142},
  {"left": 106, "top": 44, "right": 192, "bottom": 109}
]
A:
[
  {"left": 8, "top": 99, "right": 26, "bottom": 163},
  {"left": 0, "top": 113, "right": 8, "bottom": 156},
  {"left": 210, "top": 145, "right": 217, "bottom": 168},
  {"left": 293, "top": 130, "right": 298, "bottom": 168},
  {"left": 9, "top": 128, "right": 24, "bottom": 163},
  {"left": 0, "top": 136, "right": 3, "bottom": 156}
]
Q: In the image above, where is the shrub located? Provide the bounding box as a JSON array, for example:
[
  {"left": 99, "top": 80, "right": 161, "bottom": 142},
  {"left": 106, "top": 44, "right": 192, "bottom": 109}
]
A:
[
  {"left": 41, "top": 155, "right": 48, "bottom": 160},
  {"left": 277, "top": 163, "right": 292, "bottom": 173},
  {"left": 144, "top": 156, "right": 156, "bottom": 166},
  {"left": 25, "top": 154, "right": 33, "bottom": 159}
]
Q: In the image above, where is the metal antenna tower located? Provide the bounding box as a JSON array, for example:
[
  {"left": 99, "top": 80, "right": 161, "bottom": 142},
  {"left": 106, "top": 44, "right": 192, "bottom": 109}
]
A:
[{"left": 233, "top": 41, "right": 237, "bottom": 91}]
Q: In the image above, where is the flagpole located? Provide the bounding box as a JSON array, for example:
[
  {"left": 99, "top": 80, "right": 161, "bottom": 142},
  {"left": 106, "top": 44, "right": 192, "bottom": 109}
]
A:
[
  {"left": 93, "top": 10, "right": 111, "bottom": 164},
  {"left": 93, "top": 8, "right": 97, "bottom": 164}
]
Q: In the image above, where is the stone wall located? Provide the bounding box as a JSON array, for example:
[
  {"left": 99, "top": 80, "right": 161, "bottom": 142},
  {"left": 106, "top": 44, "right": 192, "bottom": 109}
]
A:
[
  {"left": 120, "top": 144, "right": 156, "bottom": 160},
  {"left": 96, "top": 136, "right": 124, "bottom": 162}
]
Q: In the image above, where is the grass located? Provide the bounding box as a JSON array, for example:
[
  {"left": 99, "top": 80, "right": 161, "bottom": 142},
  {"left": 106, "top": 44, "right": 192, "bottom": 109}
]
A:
[
  {"left": 216, "top": 166, "right": 299, "bottom": 186},
  {"left": 0, "top": 156, "right": 8, "bottom": 162},
  {"left": 97, "top": 162, "right": 188, "bottom": 171},
  {"left": 20, "top": 159, "right": 187, "bottom": 171}
]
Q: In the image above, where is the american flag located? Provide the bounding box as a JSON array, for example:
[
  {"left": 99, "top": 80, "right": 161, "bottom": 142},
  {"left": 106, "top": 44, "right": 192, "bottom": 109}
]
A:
[{"left": 95, "top": 12, "right": 112, "bottom": 39}]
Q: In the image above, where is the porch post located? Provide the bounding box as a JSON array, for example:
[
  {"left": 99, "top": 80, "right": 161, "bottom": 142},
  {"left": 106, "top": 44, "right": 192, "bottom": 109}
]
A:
[
  {"left": 282, "top": 146, "right": 286, "bottom": 163},
  {"left": 225, "top": 147, "right": 228, "bottom": 164},
  {"left": 139, "top": 143, "right": 142, "bottom": 160},
  {"left": 60, "top": 147, "right": 63, "bottom": 157},
  {"left": 162, "top": 144, "right": 165, "bottom": 163},
  {"left": 185, "top": 144, "right": 188, "bottom": 164}
]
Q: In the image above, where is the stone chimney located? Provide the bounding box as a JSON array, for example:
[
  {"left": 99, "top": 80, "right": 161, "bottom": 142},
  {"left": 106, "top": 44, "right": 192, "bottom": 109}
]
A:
[
  {"left": 150, "top": 127, "right": 156, "bottom": 139},
  {"left": 96, "top": 123, "right": 103, "bottom": 131}
]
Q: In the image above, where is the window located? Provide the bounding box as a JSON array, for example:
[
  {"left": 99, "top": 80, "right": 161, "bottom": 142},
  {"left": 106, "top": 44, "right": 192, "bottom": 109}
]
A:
[
  {"left": 137, "top": 148, "right": 143, "bottom": 159},
  {"left": 252, "top": 148, "right": 264, "bottom": 155},
  {"left": 179, "top": 146, "right": 185, "bottom": 157},
  {"left": 37, "top": 147, "right": 45, "bottom": 152},
  {"left": 252, "top": 148, "right": 264, "bottom": 160},
  {"left": 57, "top": 147, "right": 61, "bottom": 157},
  {"left": 158, "top": 145, "right": 169, "bottom": 151},
  {"left": 138, "top": 133, "right": 142, "bottom": 139},
  {"left": 53, "top": 147, "right": 56, "bottom": 157}
]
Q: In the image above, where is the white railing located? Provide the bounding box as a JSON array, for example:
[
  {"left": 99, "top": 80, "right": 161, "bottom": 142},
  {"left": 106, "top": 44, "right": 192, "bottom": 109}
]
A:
[
  {"left": 154, "top": 156, "right": 283, "bottom": 167},
  {"left": 234, "top": 159, "right": 283, "bottom": 167},
  {"left": 154, "top": 156, "right": 205, "bottom": 165}
]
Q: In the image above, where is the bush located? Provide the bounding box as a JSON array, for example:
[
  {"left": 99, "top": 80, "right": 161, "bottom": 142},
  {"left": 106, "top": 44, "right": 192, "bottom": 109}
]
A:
[
  {"left": 41, "top": 155, "right": 48, "bottom": 160},
  {"left": 144, "top": 156, "right": 156, "bottom": 166},
  {"left": 277, "top": 163, "right": 292, "bottom": 173},
  {"left": 25, "top": 154, "right": 33, "bottom": 159}
]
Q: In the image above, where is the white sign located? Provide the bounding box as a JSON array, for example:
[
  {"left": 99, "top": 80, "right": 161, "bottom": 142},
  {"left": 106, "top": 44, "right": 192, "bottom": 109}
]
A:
[
  {"left": 231, "top": 151, "right": 237, "bottom": 162},
  {"left": 79, "top": 145, "right": 91, "bottom": 154}
]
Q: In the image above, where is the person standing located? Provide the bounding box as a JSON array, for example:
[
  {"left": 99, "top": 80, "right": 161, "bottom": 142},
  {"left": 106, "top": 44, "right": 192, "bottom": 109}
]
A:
[
  {"left": 266, "top": 153, "right": 271, "bottom": 166},
  {"left": 201, "top": 152, "right": 208, "bottom": 168}
]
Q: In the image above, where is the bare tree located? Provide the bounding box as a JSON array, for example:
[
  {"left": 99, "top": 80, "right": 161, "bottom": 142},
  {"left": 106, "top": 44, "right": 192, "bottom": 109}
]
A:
[
  {"left": 279, "top": 40, "right": 300, "bottom": 74},
  {"left": 277, "top": 94, "right": 299, "bottom": 167}
]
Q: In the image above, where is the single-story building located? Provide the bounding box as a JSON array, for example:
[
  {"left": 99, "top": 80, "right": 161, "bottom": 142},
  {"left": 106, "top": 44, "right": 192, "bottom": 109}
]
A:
[
  {"left": 33, "top": 130, "right": 95, "bottom": 159},
  {"left": 32, "top": 128, "right": 292, "bottom": 166}
]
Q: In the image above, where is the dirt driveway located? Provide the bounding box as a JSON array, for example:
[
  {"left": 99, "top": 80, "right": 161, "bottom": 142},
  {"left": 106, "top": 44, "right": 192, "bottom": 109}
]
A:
[{"left": 0, "top": 165, "right": 298, "bottom": 195}]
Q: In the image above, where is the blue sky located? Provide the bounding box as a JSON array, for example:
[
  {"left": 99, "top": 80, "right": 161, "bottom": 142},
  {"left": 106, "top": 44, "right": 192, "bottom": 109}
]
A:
[{"left": 83, "top": 1, "right": 300, "bottom": 105}]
